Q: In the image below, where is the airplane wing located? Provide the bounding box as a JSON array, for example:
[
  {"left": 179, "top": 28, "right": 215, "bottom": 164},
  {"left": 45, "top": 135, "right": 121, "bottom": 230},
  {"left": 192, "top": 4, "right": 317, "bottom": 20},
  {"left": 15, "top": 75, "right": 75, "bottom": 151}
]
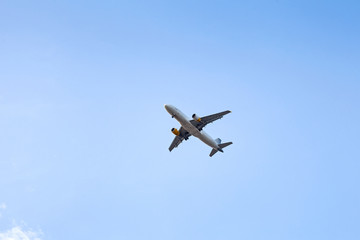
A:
[
  {"left": 168, "top": 127, "right": 191, "bottom": 152},
  {"left": 190, "top": 110, "right": 231, "bottom": 131}
]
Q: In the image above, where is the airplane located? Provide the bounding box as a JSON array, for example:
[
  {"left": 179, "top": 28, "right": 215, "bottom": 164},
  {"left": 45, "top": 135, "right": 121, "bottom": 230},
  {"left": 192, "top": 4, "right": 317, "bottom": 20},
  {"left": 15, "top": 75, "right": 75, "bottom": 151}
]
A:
[{"left": 164, "top": 104, "right": 233, "bottom": 157}]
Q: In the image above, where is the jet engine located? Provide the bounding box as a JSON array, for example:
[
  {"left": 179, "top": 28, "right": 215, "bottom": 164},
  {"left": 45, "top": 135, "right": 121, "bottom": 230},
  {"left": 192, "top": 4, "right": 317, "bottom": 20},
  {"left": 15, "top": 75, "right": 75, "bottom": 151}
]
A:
[
  {"left": 171, "top": 128, "right": 180, "bottom": 136},
  {"left": 192, "top": 113, "right": 201, "bottom": 122}
]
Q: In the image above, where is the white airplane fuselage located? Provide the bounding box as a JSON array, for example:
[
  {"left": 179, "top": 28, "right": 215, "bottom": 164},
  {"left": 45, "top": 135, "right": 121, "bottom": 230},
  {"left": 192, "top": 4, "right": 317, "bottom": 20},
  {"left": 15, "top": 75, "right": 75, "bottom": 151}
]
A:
[{"left": 164, "top": 104, "right": 221, "bottom": 151}]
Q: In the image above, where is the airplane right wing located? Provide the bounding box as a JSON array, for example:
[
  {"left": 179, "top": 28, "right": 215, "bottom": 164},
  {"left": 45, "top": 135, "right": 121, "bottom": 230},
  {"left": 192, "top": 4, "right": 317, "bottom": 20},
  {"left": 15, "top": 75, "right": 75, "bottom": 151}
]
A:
[
  {"left": 191, "top": 110, "right": 231, "bottom": 131},
  {"left": 168, "top": 127, "right": 191, "bottom": 152}
]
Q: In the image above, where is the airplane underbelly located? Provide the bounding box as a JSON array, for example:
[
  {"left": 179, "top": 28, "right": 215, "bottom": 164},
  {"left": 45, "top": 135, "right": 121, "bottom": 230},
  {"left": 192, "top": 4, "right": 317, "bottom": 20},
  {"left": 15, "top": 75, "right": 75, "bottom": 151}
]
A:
[
  {"left": 174, "top": 111, "right": 215, "bottom": 147},
  {"left": 198, "top": 131, "right": 218, "bottom": 149},
  {"left": 178, "top": 118, "right": 216, "bottom": 148},
  {"left": 183, "top": 122, "right": 200, "bottom": 136},
  {"left": 176, "top": 115, "right": 200, "bottom": 136}
]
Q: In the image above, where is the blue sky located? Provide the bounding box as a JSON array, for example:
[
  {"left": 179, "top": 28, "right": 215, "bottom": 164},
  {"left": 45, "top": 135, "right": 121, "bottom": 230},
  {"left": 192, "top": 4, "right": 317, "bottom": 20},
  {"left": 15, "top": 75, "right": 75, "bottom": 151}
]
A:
[{"left": 0, "top": 1, "right": 359, "bottom": 239}]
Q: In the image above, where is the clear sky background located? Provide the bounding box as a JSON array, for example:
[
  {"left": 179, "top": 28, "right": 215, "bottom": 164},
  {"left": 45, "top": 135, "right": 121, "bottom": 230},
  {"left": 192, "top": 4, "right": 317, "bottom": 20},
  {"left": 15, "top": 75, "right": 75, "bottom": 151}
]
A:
[{"left": 0, "top": 1, "right": 359, "bottom": 239}]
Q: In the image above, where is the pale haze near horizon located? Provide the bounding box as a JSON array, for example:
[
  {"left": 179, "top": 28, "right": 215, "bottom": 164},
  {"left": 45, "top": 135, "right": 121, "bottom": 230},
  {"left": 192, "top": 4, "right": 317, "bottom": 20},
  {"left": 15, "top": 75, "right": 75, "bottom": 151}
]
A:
[{"left": 0, "top": 1, "right": 359, "bottom": 240}]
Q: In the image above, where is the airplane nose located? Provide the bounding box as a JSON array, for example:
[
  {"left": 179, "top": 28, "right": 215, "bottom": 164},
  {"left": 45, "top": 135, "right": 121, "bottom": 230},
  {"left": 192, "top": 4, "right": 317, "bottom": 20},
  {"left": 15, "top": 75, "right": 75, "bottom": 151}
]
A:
[{"left": 164, "top": 104, "right": 172, "bottom": 114}]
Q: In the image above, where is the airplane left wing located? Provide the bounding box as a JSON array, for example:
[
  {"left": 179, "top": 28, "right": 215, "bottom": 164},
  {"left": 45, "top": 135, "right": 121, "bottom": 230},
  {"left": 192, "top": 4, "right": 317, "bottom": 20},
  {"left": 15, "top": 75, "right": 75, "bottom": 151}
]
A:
[
  {"left": 169, "top": 136, "right": 183, "bottom": 152},
  {"left": 190, "top": 110, "right": 231, "bottom": 131},
  {"left": 168, "top": 127, "right": 191, "bottom": 151}
]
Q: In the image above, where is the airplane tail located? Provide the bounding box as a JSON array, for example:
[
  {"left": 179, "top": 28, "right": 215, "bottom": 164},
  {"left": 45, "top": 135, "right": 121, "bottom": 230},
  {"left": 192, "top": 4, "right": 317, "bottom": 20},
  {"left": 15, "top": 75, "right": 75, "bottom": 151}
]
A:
[
  {"left": 210, "top": 149, "right": 218, "bottom": 157},
  {"left": 209, "top": 140, "right": 233, "bottom": 157},
  {"left": 219, "top": 142, "right": 233, "bottom": 149}
]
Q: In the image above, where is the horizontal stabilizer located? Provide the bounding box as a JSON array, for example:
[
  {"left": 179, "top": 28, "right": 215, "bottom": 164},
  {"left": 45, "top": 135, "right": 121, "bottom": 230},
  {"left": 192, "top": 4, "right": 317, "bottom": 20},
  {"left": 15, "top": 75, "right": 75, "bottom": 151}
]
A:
[
  {"left": 219, "top": 142, "right": 232, "bottom": 149},
  {"left": 210, "top": 141, "right": 232, "bottom": 157},
  {"left": 209, "top": 149, "right": 218, "bottom": 157}
]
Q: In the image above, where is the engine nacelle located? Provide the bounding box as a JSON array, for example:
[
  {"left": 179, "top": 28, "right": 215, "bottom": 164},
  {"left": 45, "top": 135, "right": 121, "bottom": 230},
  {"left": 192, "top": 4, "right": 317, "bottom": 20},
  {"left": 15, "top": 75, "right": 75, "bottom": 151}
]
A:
[
  {"left": 192, "top": 113, "right": 201, "bottom": 122},
  {"left": 171, "top": 128, "right": 180, "bottom": 136}
]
